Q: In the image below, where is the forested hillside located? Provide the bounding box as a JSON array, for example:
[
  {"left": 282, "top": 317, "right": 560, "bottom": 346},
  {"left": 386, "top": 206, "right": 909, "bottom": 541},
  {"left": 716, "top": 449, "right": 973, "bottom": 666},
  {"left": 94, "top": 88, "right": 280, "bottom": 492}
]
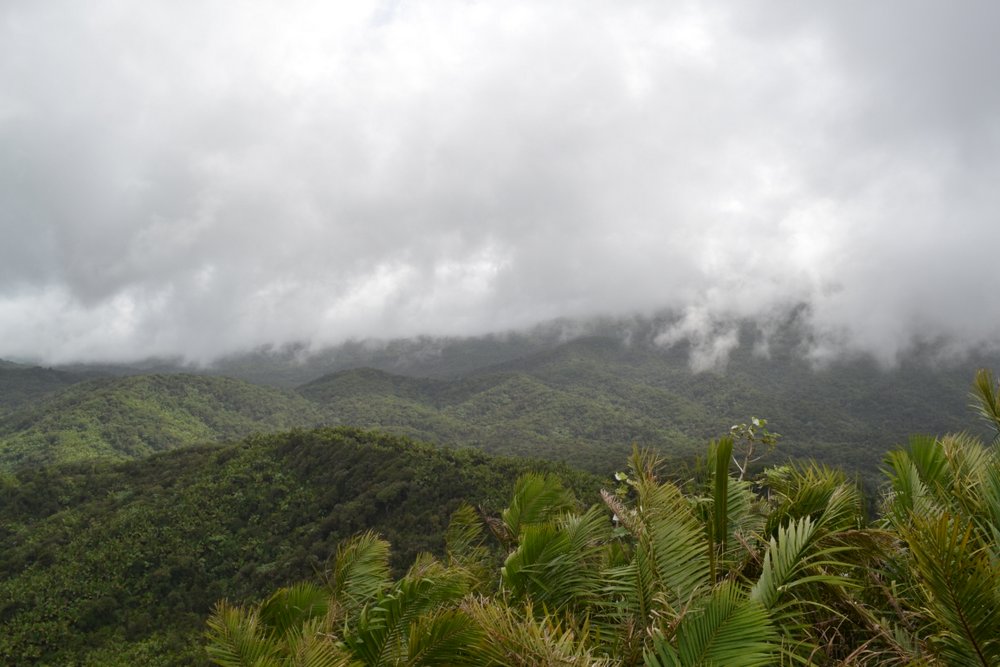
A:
[
  {"left": 299, "top": 335, "right": 991, "bottom": 483},
  {"left": 207, "top": 333, "right": 564, "bottom": 387},
  {"left": 0, "top": 427, "right": 599, "bottom": 665},
  {"left": 0, "top": 374, "right": 326, "bottom": 470},
  {"left": 2, "top": 367, "right": 998, "bottom": 665},
  {"left": 4, "top": 328, "right": 993, "bottom": 485},
  {"left": 207, "top": 418, "right": 1000, "bottom": 666},
  {"left": 0, "top": 363, "right": 97, "bottom": 414}
]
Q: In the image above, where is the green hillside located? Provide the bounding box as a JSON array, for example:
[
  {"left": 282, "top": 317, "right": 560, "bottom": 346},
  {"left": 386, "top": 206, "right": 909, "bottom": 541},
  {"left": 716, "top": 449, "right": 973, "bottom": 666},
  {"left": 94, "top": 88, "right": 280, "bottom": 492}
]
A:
[
  {"left": 205, "top": 424, "right": 1000, "bottom": 667},
  {"left": 300, "top": 335, "right": 990, "bottom": 483},
  {"left": 0, "top": 427, "right": 600, "bottom": 665},
  {"left": 0, "top": 374, "right": 327, "bottom": 471},
  {"left": 0, "top": 364, "right": 95, "bottom": 414},
  {"left": 207, "top": 330, "right": 573, "bottom": 387},
  {"left": 4, "top": 325, "right": 991, "bottom": 487}
]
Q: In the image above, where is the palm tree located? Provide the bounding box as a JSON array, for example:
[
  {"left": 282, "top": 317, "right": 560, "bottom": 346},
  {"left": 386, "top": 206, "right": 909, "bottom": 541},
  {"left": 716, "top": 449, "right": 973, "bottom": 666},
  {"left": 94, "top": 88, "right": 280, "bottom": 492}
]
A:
[
  {"left": 206, "top": 371, "right": 1000, "bottom": 666},
  {"left": 876, "top": 430, "right": 1000, "bottom": 666}
]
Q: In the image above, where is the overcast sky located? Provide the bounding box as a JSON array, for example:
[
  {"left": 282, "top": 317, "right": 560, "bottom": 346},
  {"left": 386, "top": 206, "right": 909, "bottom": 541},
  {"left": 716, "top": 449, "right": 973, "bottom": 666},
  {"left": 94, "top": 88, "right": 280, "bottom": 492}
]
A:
[{"left": 1, "top": 1, "right": 998, "bottom": 364}]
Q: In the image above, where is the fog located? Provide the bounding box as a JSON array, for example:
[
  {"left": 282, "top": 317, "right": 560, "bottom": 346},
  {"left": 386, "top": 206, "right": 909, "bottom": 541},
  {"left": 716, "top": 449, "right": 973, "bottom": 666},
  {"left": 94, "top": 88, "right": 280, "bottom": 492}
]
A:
[{"left": 1, "top": 1, "right": 998, "bottom": 365}]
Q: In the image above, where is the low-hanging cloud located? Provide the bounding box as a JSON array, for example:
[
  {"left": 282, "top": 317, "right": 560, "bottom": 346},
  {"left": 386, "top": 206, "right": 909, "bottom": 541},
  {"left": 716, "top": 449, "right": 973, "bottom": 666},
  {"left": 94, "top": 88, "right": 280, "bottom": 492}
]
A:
[{"left": 1, "top": 0, "right": 998, "bottom": 364}]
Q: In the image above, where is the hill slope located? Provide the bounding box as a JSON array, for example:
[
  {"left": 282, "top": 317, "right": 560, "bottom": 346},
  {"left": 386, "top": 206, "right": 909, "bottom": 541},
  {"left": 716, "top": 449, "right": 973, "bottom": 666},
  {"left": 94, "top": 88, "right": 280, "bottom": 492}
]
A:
[
  {"left": 0, "top": 427, "right": 599, "bottom": 665},
  {"left": 300, "top": 335, "right": 990, "bottom": 480},
  {"left": 0, "top": 374, "right": 327, "bottom": 470},
  {"left": 0, "top": 364, "right": 96, "bottom": 414}
]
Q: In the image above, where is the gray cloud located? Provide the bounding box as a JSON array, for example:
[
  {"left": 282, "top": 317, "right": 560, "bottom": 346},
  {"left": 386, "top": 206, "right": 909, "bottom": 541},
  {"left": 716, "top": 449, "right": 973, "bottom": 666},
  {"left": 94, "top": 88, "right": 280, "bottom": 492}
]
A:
[{"left": 1, "top": 0, "right": 998, "bottom": 364}]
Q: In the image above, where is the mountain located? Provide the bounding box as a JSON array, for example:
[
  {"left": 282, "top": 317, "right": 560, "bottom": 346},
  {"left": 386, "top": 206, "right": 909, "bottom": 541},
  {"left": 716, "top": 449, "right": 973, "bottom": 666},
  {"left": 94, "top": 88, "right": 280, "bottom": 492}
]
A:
[
  {"left": 300, "top": 334, "right": 993, "bottom": 484},
  {"left": 0, "top": 427, "right": 600, "bottom": 665},
  {"left": 0, "top": 363, "right": 98, "bottom": 414},
  {"left": 7, "top": 313, "right": 996, "bottom": 483},
  {"left": 0, "top": 374, "right": 327, "bottom": 471},
  {"left": 205, "top": 329, "right": 580, "bottom": 387}
]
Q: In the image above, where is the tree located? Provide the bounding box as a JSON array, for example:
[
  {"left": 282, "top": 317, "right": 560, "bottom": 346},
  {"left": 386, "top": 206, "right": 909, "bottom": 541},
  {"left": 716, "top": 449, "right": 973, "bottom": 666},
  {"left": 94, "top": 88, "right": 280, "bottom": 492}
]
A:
[
  {"left": 208, "top": 437, "right": 870, "bottom": 666},
  {"left": 729, "top": 417, "right": 780, "bottom": 481},
  {"left": 207, "top": 372, "right": 1000, "bottom": 666}
]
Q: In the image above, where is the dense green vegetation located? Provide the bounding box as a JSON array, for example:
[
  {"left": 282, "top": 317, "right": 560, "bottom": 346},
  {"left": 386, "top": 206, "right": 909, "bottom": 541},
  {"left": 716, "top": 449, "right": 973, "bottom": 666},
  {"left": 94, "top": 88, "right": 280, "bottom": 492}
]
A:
[
  {"left": 2, "top": 365, "right": 999, "bottom": 665},
  {"left": 207, "top": 333, "right": 565, "bottom": 387},
  {"left": 300, "top": 335, "right": 990, "bottom": 484},
  {"left": 0, "top": 374, "right": 327, "bottom": 470},
  {"left": 0, "top": 427, "right": 600, "bottom": 664},
  {"left": 207, "top": 375, "right": 1000, "bottom": 666},
  {"left": 6, "top": 320, "right": 993, "bottom": 485},
  {"left": 0, "top": 364, "right": 97, "bottom": 414}
]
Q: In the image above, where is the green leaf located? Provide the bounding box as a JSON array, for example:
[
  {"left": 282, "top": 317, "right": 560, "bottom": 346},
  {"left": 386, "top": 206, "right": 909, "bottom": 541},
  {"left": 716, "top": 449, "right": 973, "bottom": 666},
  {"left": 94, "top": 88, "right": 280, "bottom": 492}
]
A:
[
  {"left": 648, "top": 582, "right": 778, "bottom": 667},
  {"left": 501, "top": 473, "right": 577, "bottom": 540},
  {"left": 205, "top": 601, "right": 280, "bottom": 667},
  {"left": 326, "top": 530, "right": 391, "bottom": 617},
  {"left": 903, "top": 513, "right": 1000, "bottom": 667}
]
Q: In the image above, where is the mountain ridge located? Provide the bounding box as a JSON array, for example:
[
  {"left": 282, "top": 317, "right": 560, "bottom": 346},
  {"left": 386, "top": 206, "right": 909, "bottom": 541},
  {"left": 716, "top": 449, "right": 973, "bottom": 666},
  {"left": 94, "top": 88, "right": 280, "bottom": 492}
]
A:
[
  {"left": 0, "top": 426, "right": 600, "bottom": 664},
  {"left": 0, "top": 373, "right": 327, "bottom": 471}
]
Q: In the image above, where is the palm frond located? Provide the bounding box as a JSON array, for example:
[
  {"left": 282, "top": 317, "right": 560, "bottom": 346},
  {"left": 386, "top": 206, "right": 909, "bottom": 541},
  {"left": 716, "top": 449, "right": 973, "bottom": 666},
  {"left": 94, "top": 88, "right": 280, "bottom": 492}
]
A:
[
  {"left": 283, "top": 617, "right": 356, "bottom": 667},
  {"left": 326, "top": 530, "right": 391, "bottom": 617},
  {"left": 640, "top": 480, "right": 712, "bottom": 611},
  {"left": 501, "top": 472, "right": 577, "bottom": 541},
  {"left": 445, "top": 503, "right": 486, "bottom": 562},
  {"left": 709, "top": 437, "right": 734, "bottom": 577},
  {"left": 445, "top": 503, "right": 493, "bottom": 591},
  {"left": 502, "top": 505, "right": 610, "bottom": 612},
  {"left": 905, "top": 435, "right": 951, "bottom": 492},
  {"left": 405, "top": 608, "right": 485, "bottom": 666},
  {"left": 205, "top": 600, "right": 280, "bottom": 667},
  {"left": 347, "top": 557, "right": 471, "bottom": 666},
  {"left": 462, "top": 597, "right": 612, "bottom": 667},
  {"left": 762, "top": 462, "right": 860, "bottom": 537},
  {"left": 882, "top": 450, "right": 940, "bottom": 526},
  {"left": 980, "top": 456, "right": 1000, "bottom": 560},
  {"left": 259, "top": 582, "right": 330, "bottom": 642},
  {"left": 970, "top": 368, "right": 1000, "bottom": 443},
  {"left": 749, "top": 516, "right": 857, "bottom": 612},
  {"left": 646, "top": 582, "right": 778, "bottom": 667},
  {"left": 902, "top": 512, "right": 1000, "bottom": 667}
]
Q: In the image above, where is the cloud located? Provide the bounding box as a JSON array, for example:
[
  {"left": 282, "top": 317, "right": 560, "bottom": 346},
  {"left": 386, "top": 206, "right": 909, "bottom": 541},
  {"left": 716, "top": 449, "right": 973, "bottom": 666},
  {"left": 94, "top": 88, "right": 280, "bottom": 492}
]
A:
[{"left": 1, "top": 1, "right": 998, "bottom": 363}]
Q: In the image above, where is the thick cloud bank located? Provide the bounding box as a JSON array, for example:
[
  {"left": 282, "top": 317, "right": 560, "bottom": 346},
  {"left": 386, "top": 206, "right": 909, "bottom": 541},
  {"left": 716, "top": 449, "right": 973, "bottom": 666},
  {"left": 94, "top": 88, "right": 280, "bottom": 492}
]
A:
[{"left": 1, "top": 1, "right": 998, "bottom": 364}]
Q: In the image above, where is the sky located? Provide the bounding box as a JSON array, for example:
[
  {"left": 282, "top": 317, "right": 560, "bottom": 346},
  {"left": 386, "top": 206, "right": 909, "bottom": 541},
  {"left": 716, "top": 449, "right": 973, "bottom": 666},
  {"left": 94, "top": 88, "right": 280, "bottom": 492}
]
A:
[{"left": 1, "top": 1, "right": 999, "bottom": 365}]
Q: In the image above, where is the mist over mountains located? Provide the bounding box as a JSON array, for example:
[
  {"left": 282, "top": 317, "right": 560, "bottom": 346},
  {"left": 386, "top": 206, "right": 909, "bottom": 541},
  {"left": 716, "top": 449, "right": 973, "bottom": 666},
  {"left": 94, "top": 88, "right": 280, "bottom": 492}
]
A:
[
  {"left": 2, "top": 2, "right": 999, "bottom": 366},
  {"left": 4, "top": 312, "right": 995, "bottom": 483},
  {"left": 24, "top": 308, "right": 996, "bottom": 387},
  {"left": 3, "top": 3, "right": 1000, "bottom": 664}
]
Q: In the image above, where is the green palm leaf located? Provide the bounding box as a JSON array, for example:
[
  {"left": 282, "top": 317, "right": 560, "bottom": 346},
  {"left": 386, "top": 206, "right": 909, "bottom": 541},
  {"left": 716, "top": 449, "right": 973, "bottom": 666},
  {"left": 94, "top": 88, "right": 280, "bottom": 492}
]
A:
[
  {"left": 749, "top": 515, "right": 856, "bottom": 611},
  {"left": 326, "top": 530, "right": 391, "bottom": 618},
  {"left": 205, "top": 601, "right": 281, "bottom": 667},
  {"left": 708, "top": 438, "right": 733, "bottom": 578},
  {"left": 404, "top": 609, "right": 485, "bottom": 666},
  {"left": 902, "top": 513, "right": 1000, "bottom": 667},
  {"left": 970, "top": 368, "right": 1000, "bottom": 443},
  {"left": 641, "top": 480, "right": 713, "bottom": 611},
  {"left": 462, "top": 598, "right": 612, "bottom": 667},
  {"left": 283, "top": 618, "right": 357, "bottom": 667},
  {"left": 762, "top": 463, "right": 862, "bottom": 537},
  {"left": 501, "top": 472, "right": 577, "bottom": 541},
  {"left": 347, "top": 557, "right": 471, "bottom": 666},
  {"left": 645, "top": 582, "right": 778, "bottom": 667},
  {"left": 446, "top": 503, "right": 487, "bottom": 563},
  {"left": 259, "top": 583, "right": 330, "bottom": 642},
  {"left": 883, "top": 450, "right": 941, "bottom": 525},
  {"left": 502, "top": 505, "right": 610, "bottom": 612}
]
